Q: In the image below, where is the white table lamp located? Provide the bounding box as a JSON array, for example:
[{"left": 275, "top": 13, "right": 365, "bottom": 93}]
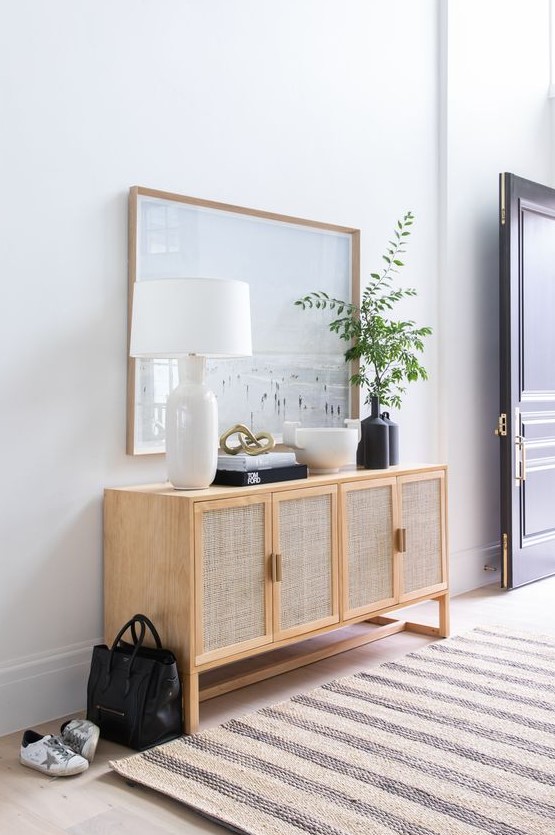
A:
[{"left": 130, "top": 278, "right": 252, "bottom": 489}]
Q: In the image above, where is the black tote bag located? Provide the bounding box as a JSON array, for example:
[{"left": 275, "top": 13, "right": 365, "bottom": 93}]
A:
[{"left": 87, "top": 613, "right": 183, "bottom": 750}]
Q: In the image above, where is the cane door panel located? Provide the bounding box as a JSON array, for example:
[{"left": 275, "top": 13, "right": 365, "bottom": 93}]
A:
[
  {"left": 341, "top": 478, "right": 398, "bottom": 619},
  {"left": 398, "top": 471, "right": 447, "bottom": 602},
  {"left": 194, "top": 495, "right": 272, "bottom": 665},
  {"left": 272, "top": 485, "right": 339, "bottom": 641}
]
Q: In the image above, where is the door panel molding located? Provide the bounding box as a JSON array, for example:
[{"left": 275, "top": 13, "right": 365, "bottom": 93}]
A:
[{"left": 521, "top": 391, "right": 555, "bottom": 401}]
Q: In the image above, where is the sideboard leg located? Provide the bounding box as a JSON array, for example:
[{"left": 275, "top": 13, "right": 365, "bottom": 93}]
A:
[
  {"left": 438, "top": 592, "right": 450, "bottom": 637},
  {"left": 183, "top": 672, "right": 199, "bottom": 734}
]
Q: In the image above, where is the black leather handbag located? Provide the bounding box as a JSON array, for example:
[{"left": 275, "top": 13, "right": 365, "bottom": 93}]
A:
[{"left": 86, "top": 613, "right": 183, "bottom": 750}]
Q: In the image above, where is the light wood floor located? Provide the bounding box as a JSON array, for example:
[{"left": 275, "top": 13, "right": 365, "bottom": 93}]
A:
[{"left": 2, "top": 577, "right": 555, "bottom": 834}]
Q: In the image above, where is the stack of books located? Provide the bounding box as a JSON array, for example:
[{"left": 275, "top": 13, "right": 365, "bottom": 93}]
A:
[{"left": 213, "top": 451, "right": 308, "bottom": 486}]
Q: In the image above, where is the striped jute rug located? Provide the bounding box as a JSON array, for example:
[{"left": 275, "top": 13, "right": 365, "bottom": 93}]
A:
[{"left": 111, "top": 627, "right": 555, "bottom": 835}]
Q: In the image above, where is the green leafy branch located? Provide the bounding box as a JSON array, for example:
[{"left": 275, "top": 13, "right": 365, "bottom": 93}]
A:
[{"left": 294, "top": 211, "right": 431, "bottom": 410}]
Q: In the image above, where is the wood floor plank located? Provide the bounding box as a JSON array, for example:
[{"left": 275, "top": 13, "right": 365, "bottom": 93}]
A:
[
  {"left": 0, "top": 799, "right": 66, "bottom": 834},
  {"left": 65, "top": 805, "right": 193, "bottom": 835}
]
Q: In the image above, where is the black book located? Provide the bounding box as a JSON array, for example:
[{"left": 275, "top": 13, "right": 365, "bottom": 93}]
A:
[{"left": 212, "top": 464, "right": 308, "bottom": 486}]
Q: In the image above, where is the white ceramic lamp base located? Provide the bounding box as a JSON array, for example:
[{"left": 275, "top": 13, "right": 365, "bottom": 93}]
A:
[{"left": 165, "top": 356, "right": 218, "bottom": 489}]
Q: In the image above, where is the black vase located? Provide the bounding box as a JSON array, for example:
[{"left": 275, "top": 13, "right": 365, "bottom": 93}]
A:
[
  {"left": 357, "top": 396, "right": 389, "bottom": 469},
  {"left": 380, "top": 411, "right": 399, "bottom": 466}
]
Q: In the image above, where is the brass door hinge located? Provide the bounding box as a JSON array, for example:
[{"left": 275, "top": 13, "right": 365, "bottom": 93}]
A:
[
  {"left": 502, "top": 532, "right": 508, "bottom": 589},
  {"left": 494, "top": 413, "right": 507, "bottom": 436}
]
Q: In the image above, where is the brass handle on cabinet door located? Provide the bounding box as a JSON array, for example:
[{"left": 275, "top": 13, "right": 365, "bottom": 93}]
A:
[
  {"left": 271, "top": 553, "right": 283, "bottom": 583},
  {"left": 397, "top": 528, "right": 407, "bottom": 553}
]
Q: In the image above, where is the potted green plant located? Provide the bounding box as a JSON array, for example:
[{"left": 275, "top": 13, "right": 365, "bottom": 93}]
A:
[{"left": 294, "top": 211, "right": 431, "bottom": 468}]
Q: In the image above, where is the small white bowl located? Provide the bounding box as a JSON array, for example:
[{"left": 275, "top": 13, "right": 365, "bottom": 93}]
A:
[{"left": 283, "top": 424, "right": 359, "bottom": 474}]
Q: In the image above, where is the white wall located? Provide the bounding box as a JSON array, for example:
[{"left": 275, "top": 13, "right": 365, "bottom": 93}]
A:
[{"left": 0, "top": 0, "right": 550, "bottom": 734}]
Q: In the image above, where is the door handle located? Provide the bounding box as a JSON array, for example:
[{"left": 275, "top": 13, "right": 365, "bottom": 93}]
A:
[
  {"left": 514, "top": 407, "right": 526, "bottom": 484},
  {"left": 515, "top": 435, "right": 526, "bottom": 483},
  {"left": 397, "top": 528, "right": 407, "bottom": 553}
]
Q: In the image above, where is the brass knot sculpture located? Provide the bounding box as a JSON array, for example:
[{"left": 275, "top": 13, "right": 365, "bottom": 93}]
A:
[{"left": 220, "top": 423, "right": 275, "bottom": 456}]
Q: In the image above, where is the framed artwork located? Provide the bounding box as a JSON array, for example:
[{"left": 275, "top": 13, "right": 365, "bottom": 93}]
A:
[{"left": 127, "top": 187, "right": 360, "bottom": 455}]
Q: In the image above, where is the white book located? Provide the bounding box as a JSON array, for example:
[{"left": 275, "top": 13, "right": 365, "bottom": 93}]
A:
[{"left": 217, "top": 451, "right": 298, "bottom": 471}]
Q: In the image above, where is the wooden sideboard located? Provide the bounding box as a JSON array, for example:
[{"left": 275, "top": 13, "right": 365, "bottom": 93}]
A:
[{"left": 104, "top": 465, "right": 449, "bottom": 733}]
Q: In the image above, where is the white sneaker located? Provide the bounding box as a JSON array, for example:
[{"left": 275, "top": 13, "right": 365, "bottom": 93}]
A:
[
  {"left": 20, "top": 730, "right": 89, "bottom": 776},
  {"left": 60, "top": 719, "right": 100, "bottom": 763}
]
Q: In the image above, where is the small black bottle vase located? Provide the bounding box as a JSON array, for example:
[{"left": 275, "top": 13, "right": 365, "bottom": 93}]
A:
[
  {"left": 356, "top": 396, "right": 389, "bottom": 469},
  {"left": 380, "top": 411, "right": 399, "bottom": 466}
]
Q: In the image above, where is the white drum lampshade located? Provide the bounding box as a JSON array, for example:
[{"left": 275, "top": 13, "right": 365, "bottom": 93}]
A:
[{"left": 130, "top": 278, "right": 252, "bottom": 489}]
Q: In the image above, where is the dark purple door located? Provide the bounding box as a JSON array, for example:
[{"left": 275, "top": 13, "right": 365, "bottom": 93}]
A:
[{"left": 499, "top": 173, "right": 555, "bottom": 588}]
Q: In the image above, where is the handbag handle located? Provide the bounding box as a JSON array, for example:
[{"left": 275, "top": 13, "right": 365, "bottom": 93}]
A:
[
  {"left": 110, "top": 613, "right": 163, "bottom": 652},
  {"left": 106, "top": 614, "right": 163, "bottom": 684},
  {"left": 128, "top": 614, "right": 163, "bottom": 649}
]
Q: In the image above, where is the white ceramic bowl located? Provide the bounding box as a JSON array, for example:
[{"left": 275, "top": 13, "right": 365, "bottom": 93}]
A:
[{"left": 288, "top": 426, "right": 359, "bottom": 474}]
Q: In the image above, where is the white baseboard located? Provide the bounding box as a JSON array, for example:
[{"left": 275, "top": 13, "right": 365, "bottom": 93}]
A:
[
  {"left": 449, "top": 542, "right": 501, "bottom": 596},
  {"left": 0, "top": 639, "right": 102, "bottom": 737}
]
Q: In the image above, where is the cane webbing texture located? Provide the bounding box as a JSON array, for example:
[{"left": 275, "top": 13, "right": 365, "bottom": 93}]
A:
[
  {"left": 345, "top": 485, "right": 393, "bottom": 610},
  {"left": 402, "top": 478, "right": 442, "bottom": 593},
  {"left": 202, "top": 504, "right": 267, "bottom": 653},
  {"left": 278, "top": 494, "right": 333, "bottom": 631}
]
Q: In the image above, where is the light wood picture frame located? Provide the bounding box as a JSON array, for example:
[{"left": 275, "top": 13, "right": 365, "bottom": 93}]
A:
[{"left": 127, "top": 186, "right": 360, "bottom": 455}]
